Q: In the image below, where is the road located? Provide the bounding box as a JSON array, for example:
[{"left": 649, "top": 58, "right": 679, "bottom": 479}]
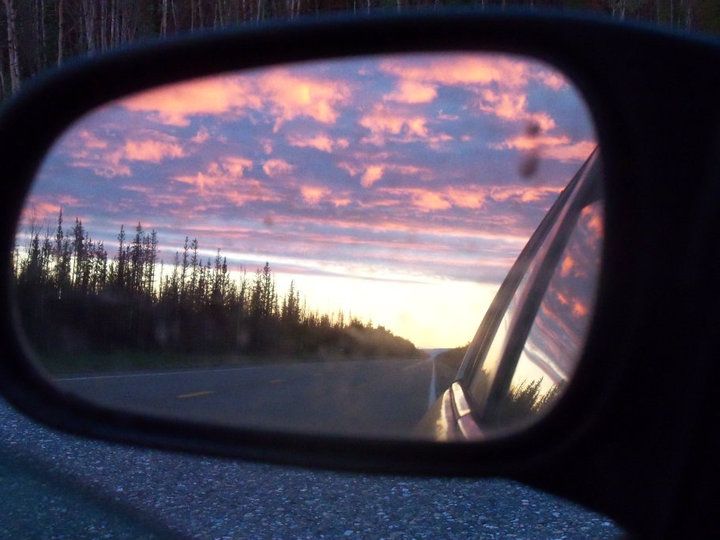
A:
[
  {"left": 56, "top": 356, "right": 442, "bottom": 437},
  {"left": 0, "top": 397, "right": 622, "bottom": 539},
  {"left": 1, "top": 352, "right": 623, "bottom": 538}
]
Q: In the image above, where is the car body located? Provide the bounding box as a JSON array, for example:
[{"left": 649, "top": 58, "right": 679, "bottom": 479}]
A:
[{"left": 422, "top": 150, "right": 603, "bottom": 441}]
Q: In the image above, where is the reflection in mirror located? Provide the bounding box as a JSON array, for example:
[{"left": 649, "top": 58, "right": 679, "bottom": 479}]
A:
[
  {"left": 12, "top": 53, "right": 597, "bottom": 439},
  {"left": 487, "top": 198, "right": 603, "bottom": 430}
]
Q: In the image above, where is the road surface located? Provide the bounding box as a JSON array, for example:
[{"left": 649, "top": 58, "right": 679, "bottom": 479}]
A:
[{"left": 57, "top": 356, "right": 441, "bottom": 437}]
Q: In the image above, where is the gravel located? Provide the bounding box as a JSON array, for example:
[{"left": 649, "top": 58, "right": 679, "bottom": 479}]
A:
[{"left": 0, "top": 400, "right": 622, "bottom": 539}]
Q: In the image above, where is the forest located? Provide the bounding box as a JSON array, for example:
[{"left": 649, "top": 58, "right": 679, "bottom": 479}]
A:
[
  {"left": 0, "top": 0, "right": 718, "bottom": 100},
  {"left": 13, "top": 211, "right": 423, "bottom": 372}
]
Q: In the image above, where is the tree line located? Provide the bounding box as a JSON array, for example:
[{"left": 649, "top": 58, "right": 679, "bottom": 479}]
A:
[
  {"left": 13, "top": 210, "right": 423, "bottom": 363},
  {"left": 1, "top": 0, "right": 718, "bottom": 99}
]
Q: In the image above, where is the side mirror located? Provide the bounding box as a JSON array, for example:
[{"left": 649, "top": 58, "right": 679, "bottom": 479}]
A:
[{"left": 10, "top": 47, "right": 599, "bottom": 442}]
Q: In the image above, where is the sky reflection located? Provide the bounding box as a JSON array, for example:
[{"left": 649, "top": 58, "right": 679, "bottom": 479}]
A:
[{"left": 20, "top": 53, "right": 595, "bottom": 347}]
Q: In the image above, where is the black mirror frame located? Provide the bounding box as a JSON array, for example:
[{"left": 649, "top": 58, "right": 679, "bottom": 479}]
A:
[{"left": 1, "top": 11, "right": 719, "bottom": 537}]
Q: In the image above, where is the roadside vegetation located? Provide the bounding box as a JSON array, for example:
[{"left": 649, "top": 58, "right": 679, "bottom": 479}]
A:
[{"left": 13, "top": 212, "right": 423, "bottom": 374}]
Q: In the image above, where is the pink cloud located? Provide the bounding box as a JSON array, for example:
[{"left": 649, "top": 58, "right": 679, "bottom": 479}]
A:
[
  {"left": 493, "top": 134, "right": 596, "bottom": 162},
  {"left": 122, "top": 76, "right": 260, "bottom": 126},
  {"left": 384, "top": 80, "right": 437, "bottom": 104},
  {"left": 124, "top": 139, "right": 185, "bottom": 162},
  {"left": 301, "top": 185, "right": 330, "bottom": 205},
  {"left": 360, "top": 105, "right": 429, "bottom": 145},
  {"left": 378, "top": 187, "right": 451, "bottom": 211},
  {"left": 445, "top": 188, "right": 487, "bottom": 209},
  {"left": 536, "top": 70, "right": 568, "bottom": 90},
  {"left": 380, "top": 55, "right": 528, "bottom": 88},
  {"left": 541, "top": 141, "right": 597, "bottom": 162},
  {"left": 191, "top": 127, "right": 210, "bottom": 144},
  {"left": 288, "top": 133, "right": 350, "bottom": 153},
  {"left": 120, "top": 69, "right": 350, "bottom": 132},
  {"left": 257, "top": 71, "right": 351, "bottom": 132},
  {"left": 263, "top": 158, "right": 294, "bottom": 178},
  {"left": 340, "top": 159, "right": 432, "bottom": 187},
  {"left": 478, "top": 89, "right": 556, "bottom": 132},
  {"left": 361, "top": 165, "right": 384, "bottom": 187},
  {"left": 489, "top": 185, "right": 563, "bottom": 203},
  {"left": 76, "top": 129, "right": 108, "bottom": 149},
  {"left": 174, "top": 156, "right": 254, "bottom": 195},
  {"left": 20, "top": 195, "right": 82, "bottom": 225}
]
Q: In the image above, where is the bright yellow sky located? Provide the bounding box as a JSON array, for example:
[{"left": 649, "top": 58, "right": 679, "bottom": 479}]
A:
[{"left": 272, "top": 270, "right": 499, "bottom": 349}]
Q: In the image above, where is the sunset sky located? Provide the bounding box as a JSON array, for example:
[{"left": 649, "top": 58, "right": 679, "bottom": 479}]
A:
[{"left": 21, "top": 53, "right": 596, "bottom": 348}]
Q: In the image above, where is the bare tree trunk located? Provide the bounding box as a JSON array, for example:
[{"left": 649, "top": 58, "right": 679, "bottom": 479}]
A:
[
  {"left": 670, "top": 0, "right": 674, "bottom": 27},
  {"left": 35, "top": 0, "right": 47, "bottom": 72},
  {"left": 161, "top": 0, "right": 168, "bottom": 36},
  {"left": 171, "top": 0, "right": 178, "bottom": 33},
  {"left": 110, "top": 0, "right": 117, "bottom": 47},
  {"left": 99, "top": 0, "right": 107, "bottom": 51},
  {"left": 57, "top": 0, "right": 64, "bottom": 65},
  {"left": 191, "top": 0, "right": 196, "bottom": 30},
  {"left": 82, "top": 0, "right": 97, "bottom": 54},
  {"left": 0, "top": 50, "right": 7, "bottom": 99},
  {"left": 3, "top": 0, "right": 21, "bottom": 93}
]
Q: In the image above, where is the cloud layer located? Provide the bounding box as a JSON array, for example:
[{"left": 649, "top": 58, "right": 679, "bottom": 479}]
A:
[{"left": 23, "top": 53, "right": 597, "bottom": 346}]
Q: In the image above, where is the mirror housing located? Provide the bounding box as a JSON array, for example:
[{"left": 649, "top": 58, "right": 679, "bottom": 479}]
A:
[{"left": 1, "top": 12, "right": 719, "bottom": 537}]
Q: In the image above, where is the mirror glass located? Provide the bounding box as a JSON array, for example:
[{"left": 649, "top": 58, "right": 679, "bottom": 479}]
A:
[{"left": 13, "top": 53, "right": 598, "bottom": 439}]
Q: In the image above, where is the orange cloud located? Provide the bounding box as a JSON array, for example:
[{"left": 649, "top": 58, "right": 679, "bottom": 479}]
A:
[
  {"left": 489, "top": 185, "right": 563, "bottom": 203},
  {"left": 124, "top": 140, "right": 185, "bottom": 162},
  {"left": 380, "top": 55, "right": 528, "bottom": 88},
  {"left": 122, "top": 76, "right": 260, "bottom": 126},
  {"left": 572, "top": 300, "right": 589, "bottom": 318},
  {"left": 340, "top": 159, "right": 432, "bottom": 187},
  {"left": 536, "top": 70, "right": 568, "bottom": 90},
  {"left": 358, "top": 105, "right": 452, "bottom": 147},
  {"left": 541, "top": 141, "right": 597, "bottom": 162},
  {"left": 301, "top": 185, "right": 331, "bottom": 204},
  {"left": 262, "top": 158, "right": 294, "bottom": 178},
  {"left": 360, "top": 105, "right": 429, "bottom": 145},
  {"left": 361, "top": 165, "right": 384, "bottom": 187},
  {"left": 224, "top": 182, "right": 279, "bottom": 207},
  {"left": 191, "top": 127, "right": 210, "bottom": 144},
  {"left": 174, "top": 156, "right": 254, "bottom": 195},
  {"left": 258, "top": 70, "right": 351, "bottom": 132},
  {"left": 478, "top": 89, "right": 556, "bottom": 132},
  {"left": 581, "top": 203, "right": 604, "bottom": 239},
  {"left": 77, "top": 129, "right": 108, "bottom": 149},
  {"left": 385, "top": 80, "right": 437, "bottom": 104},
  {"left": 445, "top": 188, "right": 486, "bottom": 209},
  {"left": 494, "top": 134, "right": 595, "bottom": 163},
  {"left": 378, "top": 187, "right": 452, "bottom": 211},
  {"left": 288, "top": 133, "right": 350, "bottom": 153},
  {"left": 121, "top": 69, "right": 350, "bottom": 131},
  {"left": 560, "top": 255, "right": 575, "bottom": 277}
]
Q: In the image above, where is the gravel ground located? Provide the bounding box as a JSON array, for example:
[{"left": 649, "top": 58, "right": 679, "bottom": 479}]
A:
[{"left": 0, "top": 400, "right": 622, "bottom": 539}]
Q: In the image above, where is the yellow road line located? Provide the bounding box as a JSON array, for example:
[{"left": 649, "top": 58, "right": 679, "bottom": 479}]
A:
[{"left": 177, "top": 390, "right": 215, "bottom": 399}]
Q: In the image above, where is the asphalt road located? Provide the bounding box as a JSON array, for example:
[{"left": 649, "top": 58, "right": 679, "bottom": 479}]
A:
[
  {"left": 0, "top": 398, "right": 622, "bottom": 539},
  {"left": 56, "top": 357, "right": 441, "bottom": 437}
]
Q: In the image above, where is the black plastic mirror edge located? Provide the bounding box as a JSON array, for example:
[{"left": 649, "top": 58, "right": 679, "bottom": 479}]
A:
[{"left": 1, "top": 11, "right": 719, "bottom": 537}]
